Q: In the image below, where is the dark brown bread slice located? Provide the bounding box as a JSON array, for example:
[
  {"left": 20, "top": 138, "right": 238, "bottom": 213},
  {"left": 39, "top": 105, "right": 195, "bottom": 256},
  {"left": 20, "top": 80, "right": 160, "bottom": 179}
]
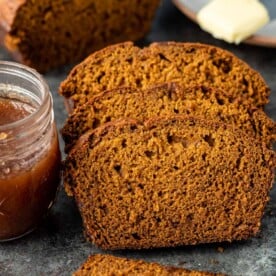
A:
[
  {"left": 63, "top": 116, "right": 275, "bottom": 250},
  {"left": 59, "top": 42, "right": 270, "bottom": 109},
  {"left": 0, "top": 0, "right": 159, "bottom": 72},
  {"left": 73, "top": 254, "right": 226, "bottom": 276},
  {"left": 61, "top": 83, "right": 275, "bottom": 152}
]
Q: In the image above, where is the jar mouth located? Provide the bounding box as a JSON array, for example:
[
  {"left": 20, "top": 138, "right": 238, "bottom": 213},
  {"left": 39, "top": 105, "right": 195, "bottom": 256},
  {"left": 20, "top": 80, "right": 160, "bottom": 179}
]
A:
[{"left": 0, "top": 61, "right": 50, "bottom": 132}]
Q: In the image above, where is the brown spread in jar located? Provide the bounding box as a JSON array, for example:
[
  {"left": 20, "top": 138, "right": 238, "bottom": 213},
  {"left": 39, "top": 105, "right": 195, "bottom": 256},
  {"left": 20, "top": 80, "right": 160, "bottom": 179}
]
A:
[
  {"left": 0, "top": 96, "right": 61, "bottom": 241},
  {"left": 0, "top": 97, "right": 35, "bottom": 125}
]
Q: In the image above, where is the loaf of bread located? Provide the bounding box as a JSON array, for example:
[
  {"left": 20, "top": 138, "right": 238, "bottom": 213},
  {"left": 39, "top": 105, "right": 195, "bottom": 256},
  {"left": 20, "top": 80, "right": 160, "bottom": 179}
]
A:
[
  {"left": 59, "top": 42, "right": 270, "bottom": 110},
  {"left": 73, "top": 254, "right": 226, "bottom": 275},
  {"left": 61, "top": 83, "right": 275, "bottom": 152},
  {"left": 0, "top": 0, "right": 159, "bottom": 72},
  {"left": 64, "top": 116, "right": 275, "bottom": 250}
]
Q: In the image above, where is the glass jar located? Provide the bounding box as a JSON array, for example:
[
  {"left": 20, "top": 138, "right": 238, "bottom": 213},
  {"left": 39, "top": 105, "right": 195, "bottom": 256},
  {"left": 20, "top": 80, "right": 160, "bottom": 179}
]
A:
[{"left": 0, "top": 61, "right": 61, "bottom": 241}]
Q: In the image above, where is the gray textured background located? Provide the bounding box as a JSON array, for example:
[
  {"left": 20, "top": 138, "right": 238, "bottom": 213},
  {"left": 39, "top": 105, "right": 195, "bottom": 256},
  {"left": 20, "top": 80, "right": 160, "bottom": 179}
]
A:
[{"left": 0, "top": 1, "right": 275, "bottom": 275}]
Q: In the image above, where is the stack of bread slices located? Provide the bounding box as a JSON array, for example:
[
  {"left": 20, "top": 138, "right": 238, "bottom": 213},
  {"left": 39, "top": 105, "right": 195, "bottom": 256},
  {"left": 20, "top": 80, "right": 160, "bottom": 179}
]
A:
[{"left": 59, "top": 41, "right": 275, "bottom": 253}]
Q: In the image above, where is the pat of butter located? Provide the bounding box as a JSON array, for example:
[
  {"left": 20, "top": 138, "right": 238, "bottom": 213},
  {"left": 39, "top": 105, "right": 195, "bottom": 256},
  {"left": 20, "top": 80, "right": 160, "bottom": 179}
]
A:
[{"left": 197, "top": 0, "right": 270, "bottom": 44}]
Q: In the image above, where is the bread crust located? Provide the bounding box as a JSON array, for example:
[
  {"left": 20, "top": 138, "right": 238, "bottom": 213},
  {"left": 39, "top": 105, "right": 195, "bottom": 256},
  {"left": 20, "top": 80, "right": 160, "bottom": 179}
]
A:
[{"left": 59, "top": 41, "right": 270, "bottom": 109}]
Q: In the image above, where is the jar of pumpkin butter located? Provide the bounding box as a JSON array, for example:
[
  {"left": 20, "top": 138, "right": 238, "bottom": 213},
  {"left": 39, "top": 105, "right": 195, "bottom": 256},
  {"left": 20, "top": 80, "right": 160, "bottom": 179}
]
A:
[{"left": 0, "top": 61, "right": 61, "bottom": 241}]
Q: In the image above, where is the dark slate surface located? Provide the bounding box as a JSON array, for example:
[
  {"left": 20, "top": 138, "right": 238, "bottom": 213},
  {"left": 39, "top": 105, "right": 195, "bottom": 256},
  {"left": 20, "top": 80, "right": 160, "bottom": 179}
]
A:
[{"left": 0, "top": 1, "right": 275, "bottom": 275}]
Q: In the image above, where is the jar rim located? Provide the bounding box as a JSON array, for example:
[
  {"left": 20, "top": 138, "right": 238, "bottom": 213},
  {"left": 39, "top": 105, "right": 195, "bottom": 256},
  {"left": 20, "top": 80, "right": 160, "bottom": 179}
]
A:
[{"left": 0, "top": 61, "right": 50, "bottom": 131}]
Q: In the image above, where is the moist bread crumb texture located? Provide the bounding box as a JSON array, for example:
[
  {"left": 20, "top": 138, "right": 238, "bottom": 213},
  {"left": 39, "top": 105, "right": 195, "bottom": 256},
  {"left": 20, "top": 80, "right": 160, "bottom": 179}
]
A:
[
  {"left": 0, "top": 0, "right": 159, "bottom": 72},
  {"left": 61, "top": 42, "right": 275, "bottom": 251},
  {"left": 61, "top": 83, "right": 276, "bottom": 152},
  {"left": 64, "top": 116, "right": 275, "bottom": 250},
  {"left": 73, "top": 254, "right": 226, "bottom": 276},
  {"left": 59, "top": 42, "right": 270, "bottom": 109}
]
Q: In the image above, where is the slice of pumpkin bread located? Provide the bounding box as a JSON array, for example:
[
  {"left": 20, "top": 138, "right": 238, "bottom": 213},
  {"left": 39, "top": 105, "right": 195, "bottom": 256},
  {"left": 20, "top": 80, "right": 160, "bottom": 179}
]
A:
[
  {"left": 73, "top": 254, "right": 226, "bottom": 276},
  {"left": 59, "top": 42, "right": 270, "bottom": 109},
  {"left": 63, "top": 116, "right": 275, "bottom": 250},
  {"left": 61, "top": 83, "right": 275, "bottom": 152}
]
